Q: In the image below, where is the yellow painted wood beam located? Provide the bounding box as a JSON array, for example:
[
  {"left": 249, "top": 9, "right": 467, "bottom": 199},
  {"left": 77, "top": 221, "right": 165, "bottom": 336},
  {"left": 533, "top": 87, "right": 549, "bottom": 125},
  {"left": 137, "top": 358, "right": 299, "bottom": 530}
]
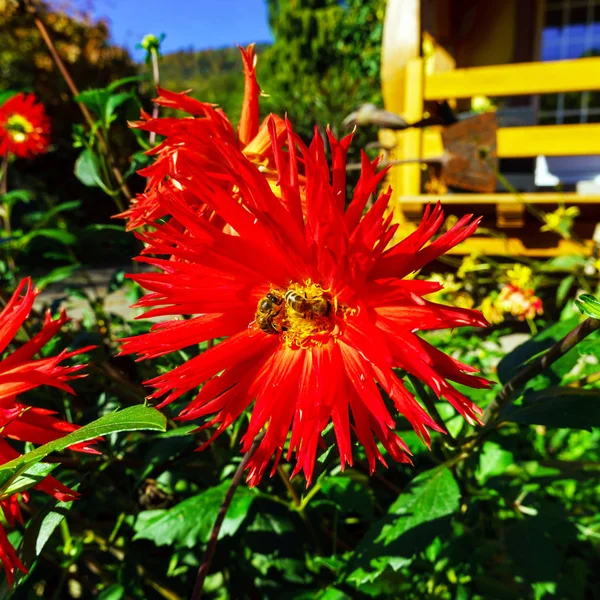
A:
[
  {"left": 400, "top": 193, "right": 600, "bottom": 204},
  {"left": 392, "top": 223, "right": 592, "bottom": 256},
  {"left": 423, "top": 124, "right": 600, "bottom": 158},
  {"left": 425, "top": 57, "right": 600, "bottom": 100},
  {"left": 446, "top": 237, "right": 593, "bottom": 257}
]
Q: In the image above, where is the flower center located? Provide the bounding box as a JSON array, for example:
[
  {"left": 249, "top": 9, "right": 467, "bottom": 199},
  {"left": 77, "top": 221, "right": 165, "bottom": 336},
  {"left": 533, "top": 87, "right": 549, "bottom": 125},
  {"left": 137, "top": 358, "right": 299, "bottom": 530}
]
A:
[
  {"left": 5, "top": 114, "right": 34, "bottom": 144},
  {"left": 255, "top": 281, "right": 350, "bottom": 348}
]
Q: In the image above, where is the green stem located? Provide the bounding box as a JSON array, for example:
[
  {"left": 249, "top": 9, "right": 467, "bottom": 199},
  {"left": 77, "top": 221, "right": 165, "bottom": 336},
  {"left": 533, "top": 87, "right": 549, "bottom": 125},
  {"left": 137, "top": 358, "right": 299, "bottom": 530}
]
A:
[
  {"left": 190, "top": 435, "right": 263, "bottom": 600},
  {"left": 481, "top": 316, "right": 600, "bottom": 433},
  {"left": 60, "top": 518, "right": 73, "bottom": 555}
]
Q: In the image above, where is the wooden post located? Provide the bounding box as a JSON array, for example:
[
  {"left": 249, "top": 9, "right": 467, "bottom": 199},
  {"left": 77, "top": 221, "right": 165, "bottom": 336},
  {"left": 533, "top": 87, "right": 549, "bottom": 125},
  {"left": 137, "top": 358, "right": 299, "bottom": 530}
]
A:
[{"left": 380, "top": 0, "right": 422, "bottom": 224}]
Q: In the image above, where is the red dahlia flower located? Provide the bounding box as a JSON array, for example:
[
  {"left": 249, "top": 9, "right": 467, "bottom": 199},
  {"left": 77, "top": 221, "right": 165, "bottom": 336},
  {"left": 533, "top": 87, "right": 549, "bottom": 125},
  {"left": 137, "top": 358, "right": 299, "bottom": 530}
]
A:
[
  {"left": 118, "top": 44, "right": 291, "bottom": 231},
  {"left": 0, "top": 93, "right": 51, "bottom": 159},
  {"left": 0, "top": 278, "right": 97, "bottom": 585},
  {"left": 121, "top": 122, "right": 489, "bottom": 487}
]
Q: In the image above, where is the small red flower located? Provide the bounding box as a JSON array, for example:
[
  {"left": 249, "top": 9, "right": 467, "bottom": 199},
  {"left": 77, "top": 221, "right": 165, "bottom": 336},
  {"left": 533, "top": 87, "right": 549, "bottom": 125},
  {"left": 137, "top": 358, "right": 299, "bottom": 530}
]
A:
[
  {"left": 117, "top": 44, "right": 290, "bottom": 230},
  {"left": 121, "top": 122, "right": 489, "bottom": 487},
  {"left": 0, "top": 94, "right": 51, "bottom": 159},
  {"left": 0, "top": 278, "right": 97, "bottom": 585}
]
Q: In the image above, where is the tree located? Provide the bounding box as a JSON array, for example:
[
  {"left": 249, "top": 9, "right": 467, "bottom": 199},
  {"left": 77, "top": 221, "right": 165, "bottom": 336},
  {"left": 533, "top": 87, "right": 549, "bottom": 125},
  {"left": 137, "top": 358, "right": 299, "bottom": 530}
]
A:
[{"left": 262, "top": 0, "right": 386, "bottom": 137}]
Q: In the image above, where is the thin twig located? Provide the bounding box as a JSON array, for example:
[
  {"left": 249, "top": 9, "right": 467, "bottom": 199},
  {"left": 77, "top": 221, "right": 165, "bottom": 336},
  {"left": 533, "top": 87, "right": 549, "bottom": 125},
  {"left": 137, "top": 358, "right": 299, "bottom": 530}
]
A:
[
  {"left": 190, "top": 435, "right": 263, "bottom": 600},
  {"left": 482, "top": 316, "right": 600, "bottom": 431},
  {"left": 24, "top": 0, "right": 132, "bottom": 206},
  {"left": 276, "top": 465, "right": 301, "bottom": 506}
]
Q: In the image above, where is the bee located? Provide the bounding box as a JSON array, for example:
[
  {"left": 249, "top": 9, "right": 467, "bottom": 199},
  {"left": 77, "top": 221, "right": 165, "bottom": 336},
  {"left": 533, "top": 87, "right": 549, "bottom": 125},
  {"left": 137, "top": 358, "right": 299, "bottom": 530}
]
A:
[
  {"left": 255, "top": 291, "right": 284, "bottom": 334},
  {"left": 284, "top": 290, "right": 308, "bottom": 314},
  {"left": 284, "top": 290, "right": 330, "bottom": 317}
]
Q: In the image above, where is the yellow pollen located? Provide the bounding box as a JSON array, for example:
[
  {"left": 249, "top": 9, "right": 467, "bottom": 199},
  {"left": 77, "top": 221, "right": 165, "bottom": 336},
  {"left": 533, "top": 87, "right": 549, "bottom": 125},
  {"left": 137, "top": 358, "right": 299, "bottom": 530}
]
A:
[
  {"left": 5, "top": 114, "right": 34, "bottom": 143},
  {"left": 254, "top": 280, "right": 354, "bottom": 349}
]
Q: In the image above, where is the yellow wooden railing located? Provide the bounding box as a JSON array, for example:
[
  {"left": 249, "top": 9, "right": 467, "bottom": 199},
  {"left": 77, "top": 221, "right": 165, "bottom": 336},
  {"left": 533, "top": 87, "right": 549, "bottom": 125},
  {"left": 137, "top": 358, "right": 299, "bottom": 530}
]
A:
[{"left": 381, "top": 7, "right": 600, "bottom": 256}]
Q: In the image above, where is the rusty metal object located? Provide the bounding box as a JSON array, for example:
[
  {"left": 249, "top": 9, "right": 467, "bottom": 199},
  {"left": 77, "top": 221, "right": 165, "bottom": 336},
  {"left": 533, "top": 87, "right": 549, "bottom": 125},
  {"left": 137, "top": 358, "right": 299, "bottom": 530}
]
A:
[{"left": 441, "top": 111, "right": 498, "bottom": 193}]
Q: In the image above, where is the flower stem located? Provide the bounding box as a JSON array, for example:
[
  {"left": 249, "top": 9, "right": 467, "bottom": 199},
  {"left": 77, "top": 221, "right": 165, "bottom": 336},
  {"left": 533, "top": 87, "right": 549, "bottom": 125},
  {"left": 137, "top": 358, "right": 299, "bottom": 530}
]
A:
[
  {"left": 0, "top": 153, "right": 16, "bottom": 273},
  {"left": 190, "top": 436, "right": 262, "bottom": 600},
  {"left": 24, "top": 0, "right": 131, "bottom": 208},
  {"left": 276, "top": 465, "right": 301, "bottom": 507},
  {"left": 149, "top": 48, "right": 161, "bottom": 147},
  {"left": 481, "top": 316, "right": 600, "bottom": 432}
]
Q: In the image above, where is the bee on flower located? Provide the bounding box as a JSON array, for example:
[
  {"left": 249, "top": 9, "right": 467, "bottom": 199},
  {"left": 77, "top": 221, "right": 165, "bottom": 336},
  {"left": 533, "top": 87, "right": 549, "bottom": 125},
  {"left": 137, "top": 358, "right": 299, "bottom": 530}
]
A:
[
  {"left": 0, "top": 93, "right": 51, "bottom": 159},
  {"left": 120, "top": 116, "right": 490, "bottom": 487}
]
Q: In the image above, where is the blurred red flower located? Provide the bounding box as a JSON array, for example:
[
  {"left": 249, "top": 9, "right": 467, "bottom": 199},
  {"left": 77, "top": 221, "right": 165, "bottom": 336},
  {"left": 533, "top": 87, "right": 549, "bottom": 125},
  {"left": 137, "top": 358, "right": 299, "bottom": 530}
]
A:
[
  {"left": 118, "top": 44, "right": 290, "bottom": 231},
  {"left": 0, "top": 279, "right": 97, "bottom": 585},
  {"left": 121, "top": 123, "right": 489, "bottom": 487},
  {"left": 0, "top": 94, "right": 51, "bottom": 159}
]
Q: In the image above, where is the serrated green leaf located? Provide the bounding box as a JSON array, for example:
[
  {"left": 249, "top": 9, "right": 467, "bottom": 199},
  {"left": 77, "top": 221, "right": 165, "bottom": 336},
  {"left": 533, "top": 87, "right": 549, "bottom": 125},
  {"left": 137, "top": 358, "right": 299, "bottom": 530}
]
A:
[
  {"left": 0, "top": 406, "right": 167, "bottom": 493},
  {"left": 346, "top": 467, "right": 460, "bottom": 583},
  {"left": 133, "top": 480, "right": 257, "bottom": 548},
  {"left": 477, "top": 442, "right": 514, "bottom": 484},
  {"left": 503, "top": 387, "right": 600, "bottom": 429}
]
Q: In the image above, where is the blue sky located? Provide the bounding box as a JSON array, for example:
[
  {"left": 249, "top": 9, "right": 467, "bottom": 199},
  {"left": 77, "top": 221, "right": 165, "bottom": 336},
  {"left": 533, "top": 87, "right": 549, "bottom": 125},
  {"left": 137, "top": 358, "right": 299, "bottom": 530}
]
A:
[{"left": 74, "top": 0, "right": 273, "bottom": 58}]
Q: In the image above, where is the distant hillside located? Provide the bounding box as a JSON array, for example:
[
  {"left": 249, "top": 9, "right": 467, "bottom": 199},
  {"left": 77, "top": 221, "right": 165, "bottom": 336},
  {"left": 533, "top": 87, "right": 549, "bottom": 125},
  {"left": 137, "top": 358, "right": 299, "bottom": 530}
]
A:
[{"left": 141, "top": 43, "right": 272, "bottom": 127}]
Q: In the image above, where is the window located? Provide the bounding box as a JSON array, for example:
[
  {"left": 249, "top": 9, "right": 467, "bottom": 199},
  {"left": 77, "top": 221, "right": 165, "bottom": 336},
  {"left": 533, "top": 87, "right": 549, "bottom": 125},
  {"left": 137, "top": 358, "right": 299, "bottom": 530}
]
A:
[{"left": 539, "top": 0, "right": 600, "bottom": 124}]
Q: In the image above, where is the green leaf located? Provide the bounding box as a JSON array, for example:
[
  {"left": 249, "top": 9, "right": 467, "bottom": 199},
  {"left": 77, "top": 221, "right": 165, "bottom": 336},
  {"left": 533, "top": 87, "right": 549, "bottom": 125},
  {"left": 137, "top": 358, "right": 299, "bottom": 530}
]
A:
[
  {"left": 346, "top": 467, "right": 460, "bottom": 583},
  {"left": 503, "top": 387, "right": 600, "bottom": 430},
  {"left": 497, "top": 317, "right": 580, "bottom": 385},
  {"left": 18, "top": 228, "right": 77, "bottom": 247},
  {"left": 84, "top": 224, "right": 126, "bottom": 233},
  {"left": 34, "top": 497, "right": 75, "bottom": 556},
  {"left": 477, "top": 442, "right": 514, "bottom": 484},
  {"left": 107, "top": 75, "right": 144, "bottom": 92},
  {"left": 0, "top": 463, "right": 57, "bottom": 498},
  {"left": 574, "top": 294, "right": 600, "bottom": 320},
  {"left": 133, "top": 480, "right": 257, "bottom": 548},
  {"left": 12, "top": 493, "right": 76, "bottom": 583},
  {"left": 36, "top": 263, "right": 81, "bottom": 289},
  {"left": 0, "top": 91, "right": 17, "bottom": 106},
  {"left": 320, "top": 476, "right": 373, "bottom": 519},
  {"left": 74, "top": 148, "right": 112, "bottom": 194},
  {"left": 0, "top": 406, "right": 167, "bottom": 493},
  {"left": 98, "top": 584, "right": 125, "bottom": 600},
  {"left": 556, "top": 275, "right": 575, "bottom": 306},
  {"left": 105, "top": 92, "right": 132, "bottom": 125},
  {"left": 2, "top": 190, "right": 33, "bottom": 207},
  {"left": 75, "top": 88, "right": 111, "bottom": 117}
]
